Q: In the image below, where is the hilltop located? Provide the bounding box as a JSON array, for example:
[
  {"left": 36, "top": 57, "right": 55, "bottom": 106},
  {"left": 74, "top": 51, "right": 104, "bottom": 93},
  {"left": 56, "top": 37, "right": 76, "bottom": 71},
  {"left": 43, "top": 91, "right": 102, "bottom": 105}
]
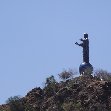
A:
[{"left": 1, "top": 73, "right": 111, "bottom": 111}]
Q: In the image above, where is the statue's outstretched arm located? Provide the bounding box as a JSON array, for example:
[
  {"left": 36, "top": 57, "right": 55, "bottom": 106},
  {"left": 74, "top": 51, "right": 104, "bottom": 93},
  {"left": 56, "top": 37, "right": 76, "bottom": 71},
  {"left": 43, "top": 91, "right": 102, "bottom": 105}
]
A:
[
  {"left": 75, "top": 42, "right": 83, "bottom": 47},
  {"left": 75, "top": 42, "right": 79, "bottom": 45}
]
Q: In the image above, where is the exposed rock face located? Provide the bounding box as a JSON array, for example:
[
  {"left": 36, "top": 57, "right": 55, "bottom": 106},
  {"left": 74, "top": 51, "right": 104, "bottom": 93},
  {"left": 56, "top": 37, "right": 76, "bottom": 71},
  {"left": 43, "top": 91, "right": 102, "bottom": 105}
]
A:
[{"left": 1, "top": 76, "right": 111, "bottom": 111}]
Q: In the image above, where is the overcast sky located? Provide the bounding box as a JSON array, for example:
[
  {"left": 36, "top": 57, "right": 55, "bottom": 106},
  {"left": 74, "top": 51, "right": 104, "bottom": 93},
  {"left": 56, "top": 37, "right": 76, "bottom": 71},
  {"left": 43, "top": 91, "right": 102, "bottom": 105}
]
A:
[{"left": 0, "top": 0, "right": 111, "bottom": 104}]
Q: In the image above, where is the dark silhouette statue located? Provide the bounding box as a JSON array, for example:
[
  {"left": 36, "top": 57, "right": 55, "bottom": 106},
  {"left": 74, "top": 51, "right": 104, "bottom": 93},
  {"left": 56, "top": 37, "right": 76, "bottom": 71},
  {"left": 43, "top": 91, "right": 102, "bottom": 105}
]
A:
[
  {"left": 75, "top": 33, "right": 89, "bottom": 63},
  {"left": 75, "top": 33, "right": 93, "bottom": 75}
]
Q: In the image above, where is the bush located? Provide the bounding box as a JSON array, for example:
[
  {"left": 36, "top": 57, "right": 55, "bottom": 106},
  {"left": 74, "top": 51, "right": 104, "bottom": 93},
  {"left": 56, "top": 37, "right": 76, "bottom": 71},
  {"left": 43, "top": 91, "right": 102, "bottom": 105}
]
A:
[
  {"left": 45, "top": 75, "right": 56, "bottom": 86},
  {"left": 58, "top": 69, "right": 76, "bottom": 81},
  {"left": 94, "top": 69, "right": 111, "bottom": 81},
  {"left": 44, "top": 75, "right": 58, "bottom": 97},
  {"left": 6, "top": 96, "right": 24, "bottom": 111}
]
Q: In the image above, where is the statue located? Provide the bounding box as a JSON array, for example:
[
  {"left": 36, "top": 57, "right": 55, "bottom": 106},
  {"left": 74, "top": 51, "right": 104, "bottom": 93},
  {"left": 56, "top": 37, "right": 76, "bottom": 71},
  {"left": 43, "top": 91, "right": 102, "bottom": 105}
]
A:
[{"left": 75, "top": 33, "right": 93, "bottom": 75}]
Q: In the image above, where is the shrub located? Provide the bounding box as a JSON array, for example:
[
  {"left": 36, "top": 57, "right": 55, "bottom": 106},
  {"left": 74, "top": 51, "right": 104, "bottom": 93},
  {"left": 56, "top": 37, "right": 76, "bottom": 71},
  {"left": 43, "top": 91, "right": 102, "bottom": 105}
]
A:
[
  {"left": 44, "top": 75, "right": 58, "bottom": 97},
  {"left": 6, "top": 96, "right": 24, "bottom": 111},
  {"left": 58, "top": 69, "right": 75, "bottom": 81},
  {"left": 94, "top": 69, "right": 111, "bottom": 81},
  {"left": 45, "top": 75, "right": 56, "bottom": 86}
]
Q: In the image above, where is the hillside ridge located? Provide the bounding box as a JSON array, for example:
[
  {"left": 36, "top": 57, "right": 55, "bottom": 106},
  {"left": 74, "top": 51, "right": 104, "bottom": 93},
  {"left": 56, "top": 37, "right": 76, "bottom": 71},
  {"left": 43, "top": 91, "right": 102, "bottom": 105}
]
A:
[{"left": 1, "top": 76, "right": 111, "bottom": 111}]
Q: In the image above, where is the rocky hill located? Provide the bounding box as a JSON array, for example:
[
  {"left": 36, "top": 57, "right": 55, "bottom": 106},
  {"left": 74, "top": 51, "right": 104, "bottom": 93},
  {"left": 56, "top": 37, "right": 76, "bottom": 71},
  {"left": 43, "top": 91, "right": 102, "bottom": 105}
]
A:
[{"left": 1, "top": 75, "right": 111, "bottom": 111}]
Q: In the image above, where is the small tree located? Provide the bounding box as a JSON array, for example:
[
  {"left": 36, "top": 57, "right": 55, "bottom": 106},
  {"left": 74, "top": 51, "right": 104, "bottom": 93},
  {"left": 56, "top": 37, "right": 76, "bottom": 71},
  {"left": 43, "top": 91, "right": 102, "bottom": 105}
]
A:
[
  {"left": 94, "top": 69, "right": 111, "bottom": 81},
  {"left": 44, "top": 75, "right": 57, "bottom": 97},
  {"left": 6, "top": 96, "right": 24, "bottom": 111},
  {"left": 58, "top": 69, "right": 74, "bottom": 81},
  {"left": 45, "top": 75, "right": 56, "bottom": 86}
]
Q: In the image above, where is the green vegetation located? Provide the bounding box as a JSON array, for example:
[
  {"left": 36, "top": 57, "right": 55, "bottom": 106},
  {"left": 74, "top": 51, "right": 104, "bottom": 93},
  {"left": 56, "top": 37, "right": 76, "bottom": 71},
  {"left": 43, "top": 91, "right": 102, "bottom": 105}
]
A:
[
  {"left": 1, "top": 69, "right": 111, "bottom": 111},
  {"left": 6, "top": 96, "right": 24, "bottom": 111}
]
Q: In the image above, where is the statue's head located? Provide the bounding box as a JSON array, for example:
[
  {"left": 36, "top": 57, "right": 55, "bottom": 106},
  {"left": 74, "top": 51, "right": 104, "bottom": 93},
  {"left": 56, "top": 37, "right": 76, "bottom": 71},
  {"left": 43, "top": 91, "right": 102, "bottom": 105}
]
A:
[{"left": 84, "top": 33, "right": 88, "bottom": 39}]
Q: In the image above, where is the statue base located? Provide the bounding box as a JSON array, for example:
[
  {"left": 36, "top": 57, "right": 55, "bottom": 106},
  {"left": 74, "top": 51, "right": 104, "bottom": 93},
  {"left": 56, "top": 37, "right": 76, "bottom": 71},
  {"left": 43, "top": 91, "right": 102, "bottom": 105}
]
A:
[{"left": 79, "top": 62, "right": 93, "bottom": 75}]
